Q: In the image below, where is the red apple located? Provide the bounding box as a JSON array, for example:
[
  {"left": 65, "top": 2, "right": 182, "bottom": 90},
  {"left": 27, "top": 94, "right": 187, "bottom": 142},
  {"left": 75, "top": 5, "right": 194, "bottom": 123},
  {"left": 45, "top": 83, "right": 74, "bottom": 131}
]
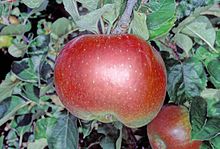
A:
[
  {"left": 54, "top": 34, "right": 167, "bottom": 128},
  {"left": 147, "top": 105, "right": 202, "bottom": 149}
]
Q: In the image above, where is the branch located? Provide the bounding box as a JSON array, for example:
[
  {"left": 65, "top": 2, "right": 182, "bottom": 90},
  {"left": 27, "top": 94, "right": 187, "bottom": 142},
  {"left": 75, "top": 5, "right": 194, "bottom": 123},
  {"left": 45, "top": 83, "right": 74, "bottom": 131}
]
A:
[
  {"left": 159, "top": 39, "right": 181, "bottom": 61},
  {"left": 112, "top": 0, "right": 138, "bottom": 34},
  {"left": 126, "top": 126, "right": 137, "bottom": 148},
  {"left": 87, "top": 142, "right": 100, "bottom": 149}
]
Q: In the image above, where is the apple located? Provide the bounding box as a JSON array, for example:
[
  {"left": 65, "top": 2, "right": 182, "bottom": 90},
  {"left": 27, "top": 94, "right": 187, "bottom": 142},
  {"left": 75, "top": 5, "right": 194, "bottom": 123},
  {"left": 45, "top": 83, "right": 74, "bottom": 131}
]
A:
[
  {"left": 0, "top": 36, "right": 13, "bottom": 48},
  {"left": 147, "top": 105, "right": 202, "bottom": 149},
  {"left": 54, "top": 34, "right": 167, "bottom": 128},
  {"left": 9, "top": 16, "right": 19, "bottom": 25}
]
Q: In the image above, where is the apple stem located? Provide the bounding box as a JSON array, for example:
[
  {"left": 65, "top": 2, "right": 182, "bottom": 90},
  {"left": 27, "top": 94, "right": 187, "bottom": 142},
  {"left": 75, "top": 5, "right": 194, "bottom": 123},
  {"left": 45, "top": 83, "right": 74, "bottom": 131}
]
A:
[{"left": 112, "top": 0, "right": 137, "bottom": 34}]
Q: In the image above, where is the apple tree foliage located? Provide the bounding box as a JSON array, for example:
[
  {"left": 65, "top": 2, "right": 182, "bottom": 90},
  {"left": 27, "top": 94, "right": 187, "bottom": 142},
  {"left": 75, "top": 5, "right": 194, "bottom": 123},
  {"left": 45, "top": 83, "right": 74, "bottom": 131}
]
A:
[{"left": 0, "top": 0, "right": 220, "bottom": 148}]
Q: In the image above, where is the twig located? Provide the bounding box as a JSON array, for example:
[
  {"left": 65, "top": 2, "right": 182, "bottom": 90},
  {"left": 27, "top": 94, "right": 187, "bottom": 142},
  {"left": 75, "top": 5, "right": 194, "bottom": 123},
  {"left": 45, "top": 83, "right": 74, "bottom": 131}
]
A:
[
  {"left": 168, "top": 43, "right": 180, "bottom": 61},
  {"left": 87, "top": 142, "right": 100, "bottom": 149},
  {"left": 159, "top": 39, "right": 181, "bottom": 61},
  {"left": 126, "top": 126, "right": 137, "bottom": 148},
  {"left": 112, "top": 0, "right": 138, "bottom": 34},
  {"left": 22, "top": 35, "right": 30, "bottom": 44}
]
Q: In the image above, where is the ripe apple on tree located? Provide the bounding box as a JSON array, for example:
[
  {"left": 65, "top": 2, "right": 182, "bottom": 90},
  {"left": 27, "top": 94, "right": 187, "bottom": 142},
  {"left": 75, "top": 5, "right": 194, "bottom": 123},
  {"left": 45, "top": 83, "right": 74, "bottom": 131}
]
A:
[
  {"left": 54, "top": 34, "right": 167, "bottom": 128},
  {"left": 147, "top": 105, "right": 203, "bottom": 149}
]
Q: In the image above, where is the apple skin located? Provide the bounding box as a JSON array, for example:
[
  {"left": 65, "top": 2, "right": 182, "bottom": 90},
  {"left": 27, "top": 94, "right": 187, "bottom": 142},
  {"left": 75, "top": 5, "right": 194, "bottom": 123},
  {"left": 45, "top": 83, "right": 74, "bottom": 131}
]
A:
[
  {"left": 54, "top": 34, "right": 167, "bottom": 128},
  {"left": 9, "top": 16, "right": 20, "bottom": 25},
  {"left": 147, "top": 105, "right": 202, "bottom": 149},
  {"left": 0, "top": 36, "right": 13, "bottom": 48}
]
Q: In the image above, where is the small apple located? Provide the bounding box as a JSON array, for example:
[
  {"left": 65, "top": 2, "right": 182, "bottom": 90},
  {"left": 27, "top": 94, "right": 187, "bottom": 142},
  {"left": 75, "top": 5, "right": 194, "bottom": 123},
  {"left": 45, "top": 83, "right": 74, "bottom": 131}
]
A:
[
  {"left": 0, "top": 36, "right": 13, "bottom": 48},
  {"left": 147, "top": 105, "right": 202, "bottom": 149},
  {"left": 9, "top": 16, "right": 19, "bottom": 25},
  {"left": 54, "top": 34, "right": 167, "bottom": 128}
]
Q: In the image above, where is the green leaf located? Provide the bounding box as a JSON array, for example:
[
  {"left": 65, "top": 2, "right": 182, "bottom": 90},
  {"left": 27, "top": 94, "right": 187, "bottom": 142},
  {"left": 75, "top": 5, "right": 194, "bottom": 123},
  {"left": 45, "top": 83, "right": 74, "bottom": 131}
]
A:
[
  {"left": 103, "top": 0, "right": 123, "bottom": 26},
  {"left": 21, "top": 83, "right": 40, "bottom": 103},
  {"left": 210, "top": 135, "right": 220, "bottom": 148},
  {"left": 79, "top": 120, "right": 97, "bottom": 138},
  {"left": 46, "top": 113, "right": 79, "bottom": 149},
  {"left": 76, "top": 0, "right": 99, "bottom": 11},
  {"left": 191, "top": 118, "right": 220, "bottom": 140},
  {"left": 6, "top": 129, "right": 17, "bottom": 141},
  {"left": 195, "top": 46, "right": 218, "bottom": 63},
  {"left": 173, "top": 6, "right": 212, "bottom": 33},
  {"left": 146, "top": 0, "right": 175, "bottom": 27},
  {"left": 0, "top": 5, "right": 3, "bottom": 17},
  {"left": 201, "top": 4, "right": 220, "bottom": 17},
  {"left": 31, "top": 55, "right": 45, "bottom": 75},
  {"left": 0, "top": 24, "right": 31, "bottom": 36},
  {"left": 190, "top": 97, "right": 207, "bottom": 138},
  {"left": 8, "top": 44, "right": 27, "bottom": 58},
  {"left": 38, "top": 59, "right": 54, "bottom": 83},
  {"left": 201, "top": 89, "right": 220, "bottom": 118},
  {"left": 31, "top": 35, "right": 50, "bottom": 49},
  {"left": 216, "top": 30, "right": 220, "bottom": 47},
  {"left": 6, "top": 129, "right": 19, "bottom": 148},
  {"left": 207, "top": 58, "right": 220, "bottom": 82},
  {"left": 145, "top": 0, "right": 176, "bottom": 39},
  {"left": 115, "top": 122, "right": 123, "bottom": 149},
  {"left": 22, "top": 0, "right": 44, "bottom": 8},
  {"left": 190, "top": 90, "right": 220, "bottom": 140},
  {"left": 15, "top": 113, "right": 32, "bottom": 127},
  {"left": 51, "top": 17, "right": 74, "bottom": 38},
  {"left": 130, "top": 11, "right": 149, "bottom": 40},
  {"left": 35, "top": 118, "right": 50, "bottom": 139},
  {"left": 63, "top": 0, "right": 80, "bottom": 21},
  {"left": 200, "top": 142, "right": 212, "bottom": 149},
  {"left": 11, "top": 122, "right": 32, "bottom": 138},
  {"left": 15, "top": 105, "right": 31, "bottom": 115},
  {"left": 0, "top": 136, "right": 3, "bottom": 149},
  {"left": 210, "top": 76, "right": 220, "bottom": 89},
  {"left": 181, "top": 16, "right": 217, "bottom": 52},
  {"left": 0, "top": 73, "right": 20, "bottom": 103},
  {"left": 167, "top": 57, "right": 207, "bottom": 104},
  {"left": 11, "top": 58, "right": 38, "bottom": 83},
  {"left": 76, "top": 4, "right": 114, "bottom": 33},
  {"left": 191, "top": 91, "right": 220, "bottom": 141},
  {"left": 27, "top": 138, "right": 48, "bottom": 149},
  {"left": 175, "top": 1, "right": 192, "bottom": 19},
  {"left": 100, "top": 137, "right": 115, "bottom": 149},
  {"left": 30, "top": 0, "right": 49, "bottom": 14},
  {"left": 149, "top": 16, "right": 176, "bottom": 39},
  {"left": 98, "top": 123, "right": 121, "bottom": 149},
  {"left": 0, "top": 96, "right": 29, "bottom": 126},
  {"left": 174, "top": 33, "right": 193, "bottom": 55}
]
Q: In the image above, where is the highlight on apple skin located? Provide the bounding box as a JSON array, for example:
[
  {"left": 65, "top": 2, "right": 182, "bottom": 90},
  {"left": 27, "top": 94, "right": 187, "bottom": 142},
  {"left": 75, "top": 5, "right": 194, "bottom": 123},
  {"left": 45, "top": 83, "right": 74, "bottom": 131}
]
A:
[{"left": 54, "top": 34, "right": 167, "bottom": 128}]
